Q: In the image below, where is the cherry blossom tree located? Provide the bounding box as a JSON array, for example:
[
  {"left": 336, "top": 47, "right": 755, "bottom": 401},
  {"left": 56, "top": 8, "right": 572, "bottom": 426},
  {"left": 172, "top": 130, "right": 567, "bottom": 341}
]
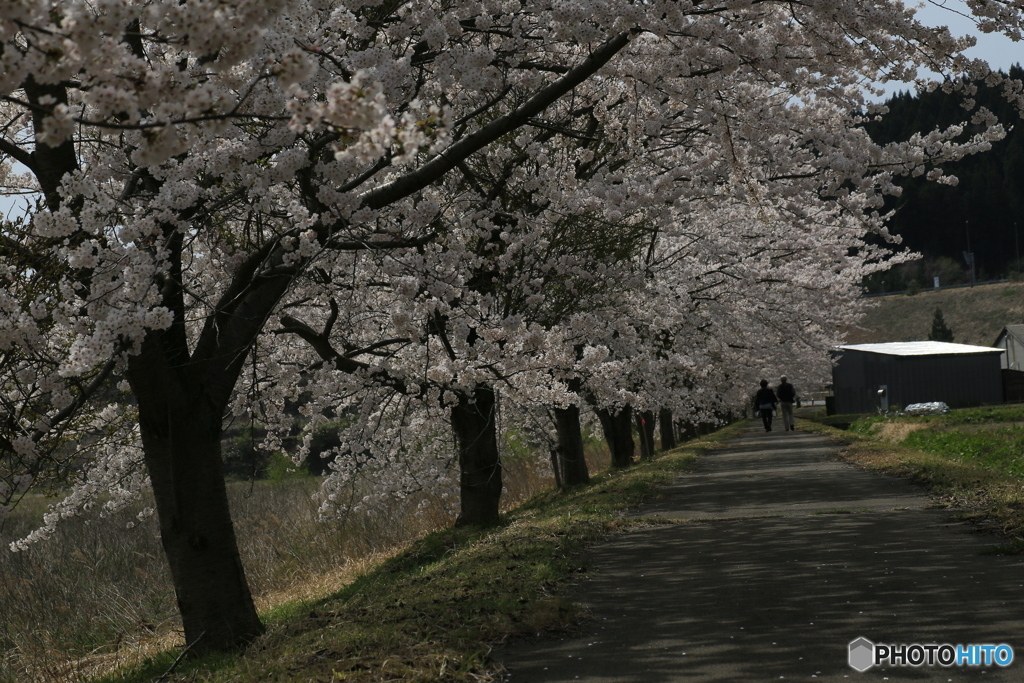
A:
[
  {"left": 2, "top": 0, "right": 1023, "bottom": 654},
  {"left": 0, "top": 0, "right": 638, "bottom": 650}
]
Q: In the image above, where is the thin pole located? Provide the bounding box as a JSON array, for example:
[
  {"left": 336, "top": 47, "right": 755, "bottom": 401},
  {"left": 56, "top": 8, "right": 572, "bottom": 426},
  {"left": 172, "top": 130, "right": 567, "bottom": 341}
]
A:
[
  {"left": 1016, "top": 222, "right": 1020, "bottom": 274},
  {"left": 966, "top": 219, "right": 976, "bottom": 286}
]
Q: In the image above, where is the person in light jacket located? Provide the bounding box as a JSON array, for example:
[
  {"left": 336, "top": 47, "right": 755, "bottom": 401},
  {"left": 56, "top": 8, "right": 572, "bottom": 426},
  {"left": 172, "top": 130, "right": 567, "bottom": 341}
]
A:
[
  {"left": 777, "top": 376, "right": 797, "bottom": 431},
  {"left": 754, "top": 379, "right": 778, "bottom": 432}
]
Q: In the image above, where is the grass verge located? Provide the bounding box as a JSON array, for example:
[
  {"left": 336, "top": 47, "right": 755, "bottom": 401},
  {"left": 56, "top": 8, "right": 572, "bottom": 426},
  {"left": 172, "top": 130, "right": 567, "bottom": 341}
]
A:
[
  {"left": 94, "top": 423, "right": 743, "bottom": 683},
  {"left": 797, "top": 413, "right": 1024, "bottom": 540}
]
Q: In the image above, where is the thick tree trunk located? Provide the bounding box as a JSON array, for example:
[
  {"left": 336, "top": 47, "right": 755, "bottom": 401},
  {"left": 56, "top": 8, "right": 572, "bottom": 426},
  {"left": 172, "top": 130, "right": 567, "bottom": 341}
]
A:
[
  {"left": 596, "top": 405, "right": 634, "bottom": 467},
  {"left": 553, "top": 404, "right": 589, "bottom": 486},
  {"left": 450, "top": 384, "right": 502, "bottom": 526},
  {"left": 131, "top": 368, "right": 263, "bottom": 653},
  {"left": 635, "top": 410, "right": 656, "bottom": 459},
  {"left": 659, "top": 408, "right": 676, "bottom": 451}
]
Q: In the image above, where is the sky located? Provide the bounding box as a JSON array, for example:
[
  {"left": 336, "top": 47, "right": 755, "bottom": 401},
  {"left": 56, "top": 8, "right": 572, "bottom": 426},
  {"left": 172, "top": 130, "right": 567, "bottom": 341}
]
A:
[
  {"left": 879, "top": 0, "right": 1024, "bottom": 97},
  {"left": 919, "top": 0, "right": 1022, "bottom": 67}
]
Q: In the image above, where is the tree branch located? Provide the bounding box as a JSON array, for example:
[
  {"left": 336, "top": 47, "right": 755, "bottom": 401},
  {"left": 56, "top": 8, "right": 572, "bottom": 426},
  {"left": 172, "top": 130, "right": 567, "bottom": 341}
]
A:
[
  {"left": 276, "top": 315, "right": 413, "bottom": 394},
  {"left": 0, "top": 137, "right": 35, "bottom": 171},
  {"left": 356, "top": 30, "right": 635, "bottom": 212}
]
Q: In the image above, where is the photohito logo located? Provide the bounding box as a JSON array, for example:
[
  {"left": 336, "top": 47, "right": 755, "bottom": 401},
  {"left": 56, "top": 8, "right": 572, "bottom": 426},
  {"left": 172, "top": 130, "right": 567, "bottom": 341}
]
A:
[{"left": 849, "top": 637, "right": 1014, "bottom": 672}]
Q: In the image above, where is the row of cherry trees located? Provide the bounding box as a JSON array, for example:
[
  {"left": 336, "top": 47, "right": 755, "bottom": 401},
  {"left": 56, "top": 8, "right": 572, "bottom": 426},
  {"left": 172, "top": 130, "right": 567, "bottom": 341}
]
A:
[{"left": 2, "top": 0, "right": 1022, "bottom": 654}]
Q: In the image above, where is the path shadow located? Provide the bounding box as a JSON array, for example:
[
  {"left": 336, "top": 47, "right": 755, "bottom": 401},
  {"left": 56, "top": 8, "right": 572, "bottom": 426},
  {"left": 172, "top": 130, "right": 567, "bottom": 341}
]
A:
[{"left": 497, "top": 424, "right": 1024, "bottom": 682}]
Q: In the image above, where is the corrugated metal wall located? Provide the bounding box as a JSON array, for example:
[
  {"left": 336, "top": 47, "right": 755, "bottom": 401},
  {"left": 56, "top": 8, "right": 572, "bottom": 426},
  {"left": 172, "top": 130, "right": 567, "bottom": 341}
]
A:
[
  {"left": 832, "top": 350, "right": 1004, "bottom": 414},
  {"left": 1004, "top": 369, "right": 1024, "bottom": 402}
]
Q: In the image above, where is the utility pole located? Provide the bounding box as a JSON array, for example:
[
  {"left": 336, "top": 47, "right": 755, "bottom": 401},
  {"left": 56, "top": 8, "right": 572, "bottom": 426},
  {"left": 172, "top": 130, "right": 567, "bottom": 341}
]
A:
[
  {"left": 1016, "top": 222, "right": 1020, "bottom": 275},
  {"left": 965, "top": 219, "right": 976, "bottom": 286}
]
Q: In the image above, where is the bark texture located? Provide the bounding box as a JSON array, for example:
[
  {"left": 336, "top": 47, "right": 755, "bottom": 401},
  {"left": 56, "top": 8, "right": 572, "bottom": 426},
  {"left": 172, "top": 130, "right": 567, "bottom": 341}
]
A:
[
  {"left": 658, "top": 408, "right": 676, "bottom": 450},
  {"left": 553, "top": 404, "right": 590, "bottom": 486},
  {"left": 450, "top": 385, "right": 503, "bottom": 526},
  {"left": 596, "top": 405, "right": 634, "bottom": 467},
  {"left": 129, "top": 344, "right": 263, "bottom": 653}
]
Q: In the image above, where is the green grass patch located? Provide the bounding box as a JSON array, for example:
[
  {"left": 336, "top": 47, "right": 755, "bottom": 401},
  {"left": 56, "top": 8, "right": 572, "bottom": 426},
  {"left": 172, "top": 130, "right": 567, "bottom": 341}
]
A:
[
  {"left": 93, "top": 424, "right": 743, "bottom": 683},
  {"left": 841, "top": 405, "right": 1024, "bottom": 479},
  {"left": 907, "top": 404, "right": 1024, "bottom": 428},
  {"left": 264, "top": 450, "right": 317, "bottom": 481},
  {"left": 902, "top": 427, "right": 1024, "bottom": 478}
]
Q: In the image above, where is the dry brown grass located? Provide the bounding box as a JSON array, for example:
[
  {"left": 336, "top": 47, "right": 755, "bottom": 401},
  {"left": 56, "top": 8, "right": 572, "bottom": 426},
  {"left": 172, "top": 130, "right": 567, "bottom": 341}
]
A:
[
  {"left": 87, "top": 428, "right": 730, "bottom": 683},
  {"left": 870, "top": 421, "right": 929, "bottom": 443},
  {"left": 66, "top": 548, "right": 411, "bottom": 683},
  {"left": 842, "top": 281, "right": 1024, "bottom": 346}
]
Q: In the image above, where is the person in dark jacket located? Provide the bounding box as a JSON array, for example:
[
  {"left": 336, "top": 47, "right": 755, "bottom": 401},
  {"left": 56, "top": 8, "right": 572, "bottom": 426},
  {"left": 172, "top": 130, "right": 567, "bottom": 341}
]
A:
[
  {"left": 754, "top": 379, "right": 778, "bottom": 432},
  {"left": 777, "top": 376, "right": 797, "bottom": 431}
]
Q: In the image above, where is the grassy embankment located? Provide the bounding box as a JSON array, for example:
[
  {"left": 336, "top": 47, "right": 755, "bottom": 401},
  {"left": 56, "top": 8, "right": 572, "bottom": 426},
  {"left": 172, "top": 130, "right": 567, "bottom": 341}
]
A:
[
  {"left": 0, "top": 440, "right": 588, "bottom": 683},
  {"left": 799, "top": 405, "right": 1024, "bottom": 546},
  {"left": 86, "top": 425, "right": 742, "bottom": 683}
]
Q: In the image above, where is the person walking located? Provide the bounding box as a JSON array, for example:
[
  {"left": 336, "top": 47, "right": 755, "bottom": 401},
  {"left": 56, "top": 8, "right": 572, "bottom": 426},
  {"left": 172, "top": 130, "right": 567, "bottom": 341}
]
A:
[
  {"left": 777, "top": 376, "right": 797, "bottom": 431},
  {"left": 754, "top": 379, "right": 778, "bottom": 432}
]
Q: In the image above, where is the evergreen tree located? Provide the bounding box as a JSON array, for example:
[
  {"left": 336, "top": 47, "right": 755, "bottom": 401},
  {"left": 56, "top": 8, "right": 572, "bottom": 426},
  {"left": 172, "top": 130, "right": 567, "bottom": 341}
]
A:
[{"left": 929, "top": 308, "right": 955, "bottom": 343}]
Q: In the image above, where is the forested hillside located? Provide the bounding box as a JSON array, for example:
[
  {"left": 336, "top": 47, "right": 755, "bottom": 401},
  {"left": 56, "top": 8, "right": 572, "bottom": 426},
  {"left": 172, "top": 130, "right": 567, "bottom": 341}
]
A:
[{"left": 864, "top": 66, "right": 1024, "bottom": 293}]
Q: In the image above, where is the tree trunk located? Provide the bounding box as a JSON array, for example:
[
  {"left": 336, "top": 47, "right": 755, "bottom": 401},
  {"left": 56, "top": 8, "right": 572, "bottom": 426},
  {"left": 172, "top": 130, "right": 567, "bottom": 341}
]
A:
[
  {"left": 450, "top": 384, "right": 502, "bottom": 526},
  {"left": 553, "top": 404, "right": 589, "bottom": 486},
  {"left": 635, "top": 410, "right": 656, "bottom": 459},
  {"left": 659, "top": 408, "right": 676, "bottom": 450},
  {"left": 680, "top": 421, "right": 698, "bottom": 442},
  {"left": 596, "top": 405, "right": 635, "bottom": 467},
  {"left": 549, "top": 446, "right": 563, "bottom": 490},
  {"left": 130, "top": 363, "right": 263, "bottom": 653}
]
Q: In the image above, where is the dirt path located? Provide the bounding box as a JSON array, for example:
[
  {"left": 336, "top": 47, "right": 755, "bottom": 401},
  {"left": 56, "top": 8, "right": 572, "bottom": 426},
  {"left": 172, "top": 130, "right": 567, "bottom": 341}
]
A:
[{"left": 496, "top": 422, "right": 1024, "bottom": 681}]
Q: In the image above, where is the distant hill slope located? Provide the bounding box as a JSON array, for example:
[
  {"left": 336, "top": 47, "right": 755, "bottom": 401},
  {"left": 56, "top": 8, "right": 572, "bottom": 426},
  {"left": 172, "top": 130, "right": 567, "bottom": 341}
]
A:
[{"left": 842, "top": 282, "right": 1024, "bottom": 347}]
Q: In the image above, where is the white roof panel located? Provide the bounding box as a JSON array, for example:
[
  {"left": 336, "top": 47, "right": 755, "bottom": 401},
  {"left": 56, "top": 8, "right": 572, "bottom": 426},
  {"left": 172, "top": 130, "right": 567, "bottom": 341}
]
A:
[{"left": 838, "top": 341, "right": 1004, "bottom": 357}]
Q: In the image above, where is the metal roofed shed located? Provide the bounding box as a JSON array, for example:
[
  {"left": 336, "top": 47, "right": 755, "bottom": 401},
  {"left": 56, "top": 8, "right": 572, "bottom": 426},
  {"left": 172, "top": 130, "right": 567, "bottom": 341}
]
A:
[
  {"left": 995, "top": 326, "right": 1024, "bottom": 401},
  {"left": 994, "top": 325, "right": 1024, "bottom": 371},
  {"left": 831, "top": 342, "right": 1005, "bottom": 414}
]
